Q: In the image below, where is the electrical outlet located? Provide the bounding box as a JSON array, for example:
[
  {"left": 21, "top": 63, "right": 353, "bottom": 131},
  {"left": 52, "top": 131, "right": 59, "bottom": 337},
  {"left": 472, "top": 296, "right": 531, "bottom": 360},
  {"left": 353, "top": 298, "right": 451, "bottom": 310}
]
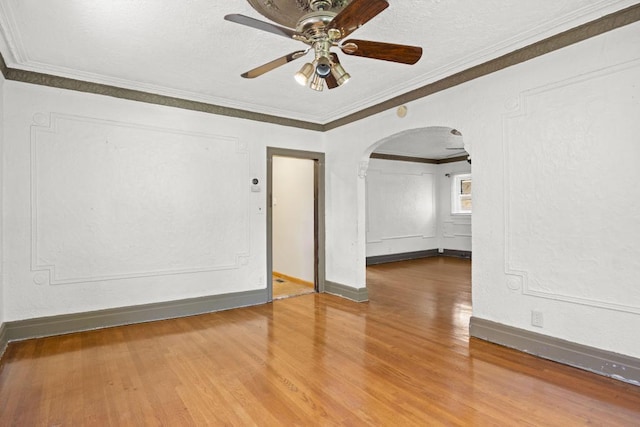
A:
[{"left": 531, "top": 310, "right": 544, "bottom": 328}]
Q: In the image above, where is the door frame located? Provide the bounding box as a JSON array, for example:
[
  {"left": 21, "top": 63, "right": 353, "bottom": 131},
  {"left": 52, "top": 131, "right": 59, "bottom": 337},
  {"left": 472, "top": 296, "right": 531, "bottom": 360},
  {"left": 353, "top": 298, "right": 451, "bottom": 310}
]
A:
[{"left": 266, "top": 148, "right": 325, "bottom": 302}]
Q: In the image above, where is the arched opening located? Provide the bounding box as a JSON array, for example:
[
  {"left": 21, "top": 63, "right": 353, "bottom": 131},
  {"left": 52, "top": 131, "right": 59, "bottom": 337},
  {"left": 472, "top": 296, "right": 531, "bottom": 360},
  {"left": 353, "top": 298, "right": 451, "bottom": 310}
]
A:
[
  {"left": 363, "top": 126, "right": 471, "bottom": 260},
  {"left": 362, "top": 126, "right": 472, "bottom": 319}
]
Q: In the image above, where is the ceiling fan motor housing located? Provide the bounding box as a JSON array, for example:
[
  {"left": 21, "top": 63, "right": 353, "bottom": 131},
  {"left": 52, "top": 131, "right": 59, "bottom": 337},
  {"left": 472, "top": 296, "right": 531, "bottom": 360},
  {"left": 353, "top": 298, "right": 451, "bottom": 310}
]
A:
[{"left": 295, "top": 11, "right": 336, "bottom": 40}]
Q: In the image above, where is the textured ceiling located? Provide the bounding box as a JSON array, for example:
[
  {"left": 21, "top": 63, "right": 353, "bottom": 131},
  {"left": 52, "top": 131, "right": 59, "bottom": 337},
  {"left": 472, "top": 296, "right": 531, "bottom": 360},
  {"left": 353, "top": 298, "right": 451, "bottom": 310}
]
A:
[
  {"left": 373, "top": 127, "right": 467, "bottom": 160},
  {"left": 0, "top": 0, "right": 636, "bottom": 125}
]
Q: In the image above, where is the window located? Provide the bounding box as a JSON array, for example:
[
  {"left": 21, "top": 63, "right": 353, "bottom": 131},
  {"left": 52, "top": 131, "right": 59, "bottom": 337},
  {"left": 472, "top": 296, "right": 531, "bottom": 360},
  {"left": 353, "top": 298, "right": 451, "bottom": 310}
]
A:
[{"left": 452, "top": 173, "right": 472, "bottom": 214}]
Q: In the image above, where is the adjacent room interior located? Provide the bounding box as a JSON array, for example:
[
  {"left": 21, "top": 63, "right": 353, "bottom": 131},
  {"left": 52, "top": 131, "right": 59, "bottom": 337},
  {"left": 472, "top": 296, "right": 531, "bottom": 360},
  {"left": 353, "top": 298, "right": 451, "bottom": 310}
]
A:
[
  {"left": 365, "top": 126, "right": 472, "bottom": 266},
  {"left": 271, "top": 155, "right": 316, "bottom": 299}
]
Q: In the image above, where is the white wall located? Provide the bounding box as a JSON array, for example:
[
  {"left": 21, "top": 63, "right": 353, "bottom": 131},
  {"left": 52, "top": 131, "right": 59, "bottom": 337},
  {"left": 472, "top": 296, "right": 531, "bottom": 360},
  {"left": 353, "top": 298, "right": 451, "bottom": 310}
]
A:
[
  {"left": 324, "top": 22, "right": 640, "bottom": 359},
  {"left": 2, "top": 81, "right": 324, "bottom": 321},
  {"left": 438, "top": 161, "right": 472, "bottom": 252},
  {"left": 272, "top": 156, "right": 315, "bottom": 283},
  {"left": 365, "top": 159, "right": 437, "bottom": 257}
]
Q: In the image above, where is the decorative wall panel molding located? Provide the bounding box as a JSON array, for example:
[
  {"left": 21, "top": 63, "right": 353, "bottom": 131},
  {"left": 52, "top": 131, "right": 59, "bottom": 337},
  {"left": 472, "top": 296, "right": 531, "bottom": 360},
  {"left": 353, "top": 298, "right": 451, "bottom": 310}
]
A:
[
  {"left": 30, "top": 113, "right": 250, "bottom": 285},
  {"left": 365, "top": 169, "right": 436, "bottom": 243},
  {"left": 502, "top": 59, "right": 640, "bottom": 313},
  {"left": 442, "top": 220, "right": 472, "bottom": 238}
]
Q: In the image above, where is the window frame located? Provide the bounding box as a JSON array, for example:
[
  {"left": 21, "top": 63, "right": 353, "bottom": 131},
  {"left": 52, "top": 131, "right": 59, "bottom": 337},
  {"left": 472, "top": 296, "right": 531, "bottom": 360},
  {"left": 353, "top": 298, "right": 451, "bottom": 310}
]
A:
[{"left": 451, "top": 173, "right": 472, "bottom": 215}]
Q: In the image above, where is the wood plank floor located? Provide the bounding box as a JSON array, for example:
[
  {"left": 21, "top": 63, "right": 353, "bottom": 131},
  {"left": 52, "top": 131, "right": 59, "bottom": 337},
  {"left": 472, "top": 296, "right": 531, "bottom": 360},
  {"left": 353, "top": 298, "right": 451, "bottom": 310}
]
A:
[{"left": 1, "top": 257, "right": 640, "bottom": 425}]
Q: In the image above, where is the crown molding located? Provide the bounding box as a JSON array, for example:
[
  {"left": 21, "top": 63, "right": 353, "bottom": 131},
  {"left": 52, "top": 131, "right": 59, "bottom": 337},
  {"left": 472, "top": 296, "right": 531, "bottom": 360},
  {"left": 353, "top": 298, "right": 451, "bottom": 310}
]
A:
[
  {"left": 370, "top": 153, "right": 468, "bottom": 164},
  {"left": 323, "top": 2, "right": 640, "bottom": 130},
  {"left": 0, "top": 3, "right": 639, "bottom": 132},
  {"left": 0, "top": 62, "right": 323, "bottom": 131}
]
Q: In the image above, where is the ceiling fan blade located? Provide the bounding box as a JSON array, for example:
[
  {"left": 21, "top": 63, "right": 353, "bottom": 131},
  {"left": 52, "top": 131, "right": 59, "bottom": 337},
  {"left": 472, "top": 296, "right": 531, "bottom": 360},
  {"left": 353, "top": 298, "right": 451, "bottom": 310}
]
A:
[
  {"left": 324, "top": 53, "right": 340, "bottom": 89},
  {"left": 241, "top": 50, "right": 308, "bottom": 79},
  {"left": 327, "top": 0, "right": 389, "bottom": 39},
  {"left": 341, "top": 39, "right": 422, "bottom": 64},
  {"left": 325, "top": 74, "right": 339, "bottom": 89},
  {"left": 224, "top": 14, "right": 298, "bottom": 39}
]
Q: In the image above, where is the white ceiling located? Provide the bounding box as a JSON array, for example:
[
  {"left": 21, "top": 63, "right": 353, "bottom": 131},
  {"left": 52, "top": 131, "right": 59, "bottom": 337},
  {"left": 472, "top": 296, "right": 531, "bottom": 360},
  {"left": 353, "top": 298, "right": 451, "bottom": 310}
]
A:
[
  {"left": 373, "top": 126, "right": 467, "bottom": 160},
  {"left": 0, "top": 0, "right": 635, "bottom": 125}
]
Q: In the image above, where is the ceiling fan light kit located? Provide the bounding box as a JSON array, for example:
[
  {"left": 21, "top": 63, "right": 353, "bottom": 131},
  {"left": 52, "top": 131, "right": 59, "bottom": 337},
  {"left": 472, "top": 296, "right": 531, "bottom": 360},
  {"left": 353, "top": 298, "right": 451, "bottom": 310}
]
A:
[
  {"left": 310, "top": 73, "right": 325, "bottom": 91},
  {"left": 294, "top": 62, "right": 315, "bottom": 86},
  {"left": 225, "top": 0, "right": 422, "bottom": 91},
  {"left": 331, "top": 62, "right": 351, "bottom": 86}
]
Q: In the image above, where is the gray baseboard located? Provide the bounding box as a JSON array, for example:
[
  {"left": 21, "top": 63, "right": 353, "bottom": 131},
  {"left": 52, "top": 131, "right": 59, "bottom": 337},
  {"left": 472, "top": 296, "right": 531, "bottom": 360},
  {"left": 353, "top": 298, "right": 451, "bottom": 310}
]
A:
[
  {"left": 0, "top": 323, "right": 7, "bottom": 360},
  {"left": 3, "top": 289, "right": 268, "bottom": 345},
  {"left": 470, "top": 317, "right": 640, "bottom": 386},
  {"left": 441, "top": 249, "right": 472, "bottom": 259},
  {"left": 324, "top": 281, "right": 369, "bottom": 302},
  {"left": 366, "top": 249, "right": 472, "bottom": 265},
  {"left": 366, "top": 249, "right": 439, "bottom": 266}
]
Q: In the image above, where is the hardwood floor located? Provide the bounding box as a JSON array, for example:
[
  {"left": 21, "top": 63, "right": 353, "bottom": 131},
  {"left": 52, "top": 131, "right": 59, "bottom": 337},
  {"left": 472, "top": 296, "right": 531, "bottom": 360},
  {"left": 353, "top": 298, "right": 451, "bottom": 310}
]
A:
[{"left": 1, "top": 257, "right": 640, "bottom": 425}]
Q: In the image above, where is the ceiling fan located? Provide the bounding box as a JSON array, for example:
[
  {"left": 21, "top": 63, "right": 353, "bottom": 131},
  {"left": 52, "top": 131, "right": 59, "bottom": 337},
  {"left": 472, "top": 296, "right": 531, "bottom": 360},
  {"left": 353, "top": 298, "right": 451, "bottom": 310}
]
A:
[{"left": 224, "top": 0, "right": 423, "bottom": 91}]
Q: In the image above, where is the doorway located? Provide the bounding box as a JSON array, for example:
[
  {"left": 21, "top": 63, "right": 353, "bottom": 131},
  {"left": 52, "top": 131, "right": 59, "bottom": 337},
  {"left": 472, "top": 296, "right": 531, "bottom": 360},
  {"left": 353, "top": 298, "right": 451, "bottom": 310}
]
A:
[
  {"left": 267, "top": 148, "right": 325, "bottom": 301},
  {"left": 363, "top": 126, "right": 472, "bottom": 311},
  {"left": 363, "top": 127, "right": 471, "bottom": 264}
]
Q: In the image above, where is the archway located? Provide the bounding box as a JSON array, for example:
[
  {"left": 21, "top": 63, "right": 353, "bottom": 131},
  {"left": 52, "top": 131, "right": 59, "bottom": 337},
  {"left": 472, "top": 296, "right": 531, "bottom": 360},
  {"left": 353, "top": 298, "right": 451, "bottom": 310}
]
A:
[{"left": 362, "top": 126, "right": 471, "bottom": 264}]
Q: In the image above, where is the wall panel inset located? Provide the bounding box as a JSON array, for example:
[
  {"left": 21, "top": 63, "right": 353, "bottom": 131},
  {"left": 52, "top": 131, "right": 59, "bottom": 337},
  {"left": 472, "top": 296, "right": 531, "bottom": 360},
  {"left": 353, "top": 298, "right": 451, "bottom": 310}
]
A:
[
  {"left": 366, "top": 169, "right": 435, "bottom": 242},
  {"left": 504, "top": 61, "right": 640, "bottom": 312},
  {"left": 365, "top": 159, "right": 437, "bottom": 257},
  {"left": 31, "top": 113, "right": 249, "bottom": 284}
]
